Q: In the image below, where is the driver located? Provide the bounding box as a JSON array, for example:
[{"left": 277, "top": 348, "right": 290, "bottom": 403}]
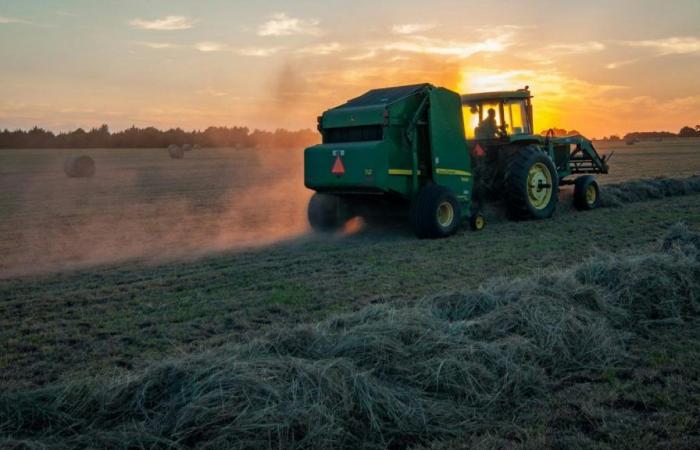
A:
[{"left": 477, "top": 108, "right": 499, "bottom": 139}]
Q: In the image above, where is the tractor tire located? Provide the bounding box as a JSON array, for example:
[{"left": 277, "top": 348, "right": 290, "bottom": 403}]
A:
[
  {"left": 504, "top": 145, "right": 559, "bottom": 220},
  {"left": 410, "top": 185, "right": 462, "bottom": 239},
  {"left": 574, "top": 175, "right": 601, "bottom": 210},
  {"left": 308, "top": 193, "right": 345, "bottom": 232}
]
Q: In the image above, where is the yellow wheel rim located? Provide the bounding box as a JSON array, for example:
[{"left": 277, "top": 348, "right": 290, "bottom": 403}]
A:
[
  {"left": 527, "top": 162, "right": 553, "bottom": 210},
  {"left": 436, "top": 201, "right": 454, "bottom": 227},
  {"left": 475, "top": 216, "right": 485, "bottom": 230},
  {"left": 585, "top": 184, "right": 597, "bottom": 205}
]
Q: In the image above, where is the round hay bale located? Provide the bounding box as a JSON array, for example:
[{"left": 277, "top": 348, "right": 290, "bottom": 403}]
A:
[
  {"left": 63, "top": 155, "right": 96, "bottom": 178},
  {"left": 168, "top": 145, "right": 184, "bottom": 159},
  {"left": 182, "top": 144, "right": 193, "bottom": 152}
]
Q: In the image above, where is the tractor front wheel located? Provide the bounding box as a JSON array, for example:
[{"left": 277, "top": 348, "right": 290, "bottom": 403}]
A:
[
  {"left": 504, "top": 146, "right": 559, "bottom": 220},
  {"left": 574, "top": 175, "right": 601, "bottom": 210},
  {"left": 308, "top": 193, "right": 346, "bottom": 232},
  {"left": 410, "top": 185, "right": 462, "bottom": 239}
]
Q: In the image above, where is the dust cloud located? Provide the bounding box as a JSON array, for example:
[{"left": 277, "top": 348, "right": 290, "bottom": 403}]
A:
[{"left": 0, "top": 147, "right": 313, "bottom": 278}]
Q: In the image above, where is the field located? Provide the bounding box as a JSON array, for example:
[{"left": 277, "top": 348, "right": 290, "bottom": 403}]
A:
[{"left": 2, "top": 139, "right": 700, "bottom": 448}]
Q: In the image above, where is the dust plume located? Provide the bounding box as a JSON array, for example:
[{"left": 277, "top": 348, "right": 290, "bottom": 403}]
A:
[{"left": 0, "top": 147, "right": 314, "bottom": 278}]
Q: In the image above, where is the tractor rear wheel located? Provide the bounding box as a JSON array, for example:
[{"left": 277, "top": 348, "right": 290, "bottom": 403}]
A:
[
  {"left": 574, "top": 175, "right": 601, "bottom": 210},
  {"left": 410, "top": 185, "right": 462, "bottom": 239},
  {"left": 504, "top": 145, "right": 559, "bottom": 220},
  {"left": 308, "top": 193, "right": 346, "bottom": 232}
]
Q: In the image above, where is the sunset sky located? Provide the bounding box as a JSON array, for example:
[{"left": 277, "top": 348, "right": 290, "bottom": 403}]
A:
[{"left": 1, "top": 0, "right": 699, "bottom": 137}]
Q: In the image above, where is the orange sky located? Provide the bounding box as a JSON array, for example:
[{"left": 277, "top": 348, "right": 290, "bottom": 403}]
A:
[{"left": 1, "top": 1, "right": 699, "bottom": 138}]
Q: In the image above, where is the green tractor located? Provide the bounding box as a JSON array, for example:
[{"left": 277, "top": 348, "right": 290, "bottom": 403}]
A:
[{"left": 304, "top": 84, "right": 609, "bottom": 238}]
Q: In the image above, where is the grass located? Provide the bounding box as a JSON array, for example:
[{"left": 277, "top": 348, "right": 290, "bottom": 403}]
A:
[
  {"left": 1, "top": 223, "right": 699, "bottom": 449},
  {"left": 2, "top": 190, "right": 700, "bottom": 391},
  {"left": 1, "top": 144, "right": 700, "bottom": 447}
]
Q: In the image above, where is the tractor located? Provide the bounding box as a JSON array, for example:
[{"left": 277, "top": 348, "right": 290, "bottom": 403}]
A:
[{"left": 304, "top": 84, "right": 609, "bottom": 238}]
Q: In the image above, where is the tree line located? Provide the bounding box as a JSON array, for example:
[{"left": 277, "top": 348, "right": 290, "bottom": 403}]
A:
[
  {"left": 539, "top": 125, "right": 700, "bottom": 141},
  {"left": 0, "top": 125, "right": 320, "bottom": 149}
]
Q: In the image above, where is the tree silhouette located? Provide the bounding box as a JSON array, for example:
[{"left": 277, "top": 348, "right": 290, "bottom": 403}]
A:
[{"left": 0, "top": 125, "right": 319, "bottom": 149}]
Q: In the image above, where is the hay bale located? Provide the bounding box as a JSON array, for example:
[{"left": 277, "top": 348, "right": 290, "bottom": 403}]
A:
[
  {"left": 192, "top": 144, "right": 201, "bottom": 151},
  {"left": 182, "top": 144, "right": 193, "bottom": 152},
  {"left": 63, "top": 155, "right": 95, "bottom": 178},
  {"left": 167, "top": 145, "right": 184, "bottom": 159}
]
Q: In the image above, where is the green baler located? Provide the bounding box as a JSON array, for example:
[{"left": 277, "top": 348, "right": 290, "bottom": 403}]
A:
[{"left": 304, "top": 83, "right": 609, "bottom": 238}]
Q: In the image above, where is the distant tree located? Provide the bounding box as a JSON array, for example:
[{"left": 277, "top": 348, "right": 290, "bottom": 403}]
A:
[
  {"left": 0, "top": 124, "right": 320, "bottom": 149},
  {"left": 623, "top": 131, "right": 677, "bottom": 141},
  {"left": 679, "top": 126, "right": 700, "bottom": 138}
]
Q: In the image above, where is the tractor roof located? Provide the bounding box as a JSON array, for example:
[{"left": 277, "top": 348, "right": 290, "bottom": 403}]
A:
[
  {"left": 336, "top": 83, "right": 432, "bottom": 108},
  {"left": 461, "top": 89, "right": 531, "bottom": 103}
]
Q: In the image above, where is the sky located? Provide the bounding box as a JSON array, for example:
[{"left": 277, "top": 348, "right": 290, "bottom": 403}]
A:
[{"left": 0, "top": 0, "right": 699, "bottom": 137}]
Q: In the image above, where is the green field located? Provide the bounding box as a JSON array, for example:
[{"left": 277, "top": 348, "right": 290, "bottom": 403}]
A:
[{"left": 2, "top": 140, "right": 700, "bottom": 448}]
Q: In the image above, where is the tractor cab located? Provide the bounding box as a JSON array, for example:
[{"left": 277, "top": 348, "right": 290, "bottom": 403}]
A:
[{"left": 461, "top": 88, "right": 533, "bottom": 140}]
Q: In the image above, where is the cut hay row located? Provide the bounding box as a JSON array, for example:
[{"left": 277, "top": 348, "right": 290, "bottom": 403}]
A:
[
  {"left": 600, "top": 175, "right": 700, "bottom": 207},
  {"left": 1, "top": 224, "right": 700, "bottom": 449}
]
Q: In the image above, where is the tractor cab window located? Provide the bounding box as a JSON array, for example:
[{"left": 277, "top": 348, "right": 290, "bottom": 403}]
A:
[
  {"left": 504, "top": 100, "right": 530, "bottom": 135},
  {"left": 463, "top": 102, "right": 502, "bottom": 139}
]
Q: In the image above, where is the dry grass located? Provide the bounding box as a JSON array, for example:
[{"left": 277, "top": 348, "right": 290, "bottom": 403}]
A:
[
  {"left": 1, "top": 224, "right": 698, "bottom": 449},
  {"left": 601, "top": 176, "right": 700, "bottom": 207}
]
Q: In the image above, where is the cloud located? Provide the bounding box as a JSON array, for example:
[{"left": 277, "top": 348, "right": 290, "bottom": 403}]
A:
[
  {"left": 297, "top": 42, "right": 342, "bottom": 55},
  {"left": 196, "top": 88, "right": 229, "bottom": 97},
  {"left": 605, "top": 59, "right": 638, "bottom": 70},
  {"left": 129, "top": 15, "right": 195, "bottom": 31},
  {"left": 257, "top": 13, "right": 322, "bottom": 37},
  {"left": 545, "top": 41, "right": 605, "bottom": 54},
  {"left": 621, "top": 36, "right": 700, "bottom": 55},
  {"left": 382, "top": 35, "right": 511, "bottom": 58},
  {"left": 392, "top": 23, "right": 436, "bottom": 35},
  {"left": 0, "top": 15, "right": 32, "bottom": 25},
  {"left": 138, "top": 42, "right": 178, "bottom": 50},
  {"left": 194, "top": 41, "right": 228, "bottom": 52},
  {"left": 235, "top": 47, "right": 282, "bottom": 57}
]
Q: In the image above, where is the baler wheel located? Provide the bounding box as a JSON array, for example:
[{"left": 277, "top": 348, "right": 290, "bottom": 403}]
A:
[
  {"left": 308, "top": 193, "right": 345, "bottom": 232},
  {"left": 504, "top": 145, "right": 559, "bottom": 220},
  {"left": 410, "top": 185, "right": 461, "bottom": 239},
  {"left": 574, "top": 175, "right": 601, "bottom": 210},
  {"left": 470, "top": 212, "right": 486, "bottom": 231}
]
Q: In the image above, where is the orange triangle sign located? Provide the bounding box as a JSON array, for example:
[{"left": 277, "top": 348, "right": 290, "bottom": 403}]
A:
[
  {"left": 331, "top": 155, "right": 345, "bottom": 175},
  {"left": 472, "top": 143, "right": 485, "bottom": 157}
]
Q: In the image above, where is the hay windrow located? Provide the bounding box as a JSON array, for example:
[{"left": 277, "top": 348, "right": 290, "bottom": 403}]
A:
[
  {"left": 600, "top": 175, "right": 700, "bottom": 207},
  {"left": 1, "top": 225, "right": 700, "bottom": 449}
]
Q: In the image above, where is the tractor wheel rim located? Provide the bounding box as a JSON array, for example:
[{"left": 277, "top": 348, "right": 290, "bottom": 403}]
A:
[
  {"left": 437, "top": 201, "right": 454, "bottom": 227},
  {"left": 527, "top": 162, "right": 553, "bottom": 210},
  {"left": 475, "top": 216, "right": 484, "bottom": 229},
  {"left": 585, "top": 184, "right": 597, "bottom": 205}
]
